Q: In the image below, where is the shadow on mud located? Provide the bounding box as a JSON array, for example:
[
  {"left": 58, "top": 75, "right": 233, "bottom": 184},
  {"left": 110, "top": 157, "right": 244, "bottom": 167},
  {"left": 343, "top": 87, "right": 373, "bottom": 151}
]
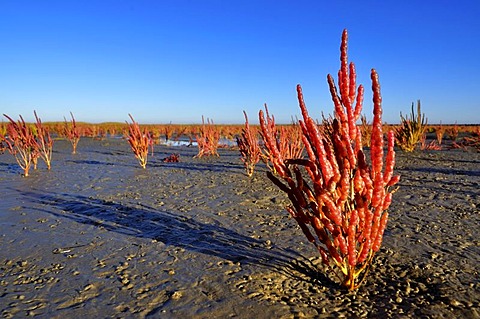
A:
[{"left": 17, "top": 189, "right": 334, "bottom": 287}]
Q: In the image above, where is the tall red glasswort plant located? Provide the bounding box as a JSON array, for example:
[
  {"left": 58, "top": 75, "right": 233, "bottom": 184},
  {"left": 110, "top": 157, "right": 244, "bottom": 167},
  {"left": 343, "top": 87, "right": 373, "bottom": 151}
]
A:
[
  {"left": 126, "top": 114, "right": 152, "bottom": 169},
  {"left": 2, "top": 114, "right": 37, "bottom": 176},
  {"left": 259, "top": 104, "right": 304, "bottom": 175},
  {"left": 34, "top": 111, "right": 54, "bottom": 169},
  {"left": 236, "top": 111, "right": 261, "bottom": 177},
  {"left": 259, "top": 29, "right": 399, "bottom": 290},
  {"left": 195, "top": 116, "right": 220, "bottom": 158},
  {"left": 64, "top": 112, "right": 81, "bottom": 154}
]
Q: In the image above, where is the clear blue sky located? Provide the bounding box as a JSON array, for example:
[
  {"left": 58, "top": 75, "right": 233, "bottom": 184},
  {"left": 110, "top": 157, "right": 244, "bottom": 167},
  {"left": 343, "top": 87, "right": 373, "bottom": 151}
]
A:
[{"left": 1, "top": 1, "right": 479, "bottom": 124}]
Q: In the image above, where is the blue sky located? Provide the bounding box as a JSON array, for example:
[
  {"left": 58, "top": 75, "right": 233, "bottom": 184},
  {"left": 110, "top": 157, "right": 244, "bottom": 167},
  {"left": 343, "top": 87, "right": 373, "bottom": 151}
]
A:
[{"left": 1, "top": 1, "right": 479, "bottom": 124}]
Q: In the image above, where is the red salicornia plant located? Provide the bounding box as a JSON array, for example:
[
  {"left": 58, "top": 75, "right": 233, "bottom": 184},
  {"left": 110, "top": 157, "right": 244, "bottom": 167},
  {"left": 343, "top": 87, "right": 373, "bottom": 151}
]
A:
[
  {"left": 162, "top": 153, "right": 180, "bottom": 162},
  {"left": 463, "top": 129, "right": 480, "bottom": 151},
  {"left": 452, "top": 127, "right": 480, "bottom": 151},
  {"left": 2, "top": 114, "right": 37, "bottom": 176},
  {"left": 34, "top": 111, "right": 54, "bottom": 169},
  {"left": 64, "top": 112, "right": 81, "bottom": 154},
  {"left": 259, "top": 104, "right": 304, "bottom": 174},
  {"left": 435, "top": 124, "right": 445, "bottom": 146},
  {"left": 236, "top": 111, "right": 261, "bottom": 177},
  {"left": 259, "top": 29, "right": 399, "bottom": 290},
  {"left": 447, "top": 122, "right": 459, "bottom": 142},
  {"left": 420, "top": 134, "right": 442, "bottom": 151},
  {"left": 278, "top": 123, "right": 304, "bottom": 160},
  {"left": 195, "top": 116, "right": 220, "bottom": 158},
  {"left": 126, "top": 114, "right": 152, "bottom": 169}
]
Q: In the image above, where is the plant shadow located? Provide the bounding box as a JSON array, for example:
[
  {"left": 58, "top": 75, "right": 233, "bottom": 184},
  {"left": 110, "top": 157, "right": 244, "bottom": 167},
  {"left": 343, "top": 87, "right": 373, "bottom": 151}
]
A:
[{"left": 17, "top": 189, "right": 332, "bottom": 285}]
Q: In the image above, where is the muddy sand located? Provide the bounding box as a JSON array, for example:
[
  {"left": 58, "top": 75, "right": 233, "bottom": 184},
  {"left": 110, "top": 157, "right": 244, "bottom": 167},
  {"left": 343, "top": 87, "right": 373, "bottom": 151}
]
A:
[{"left": 0, "top": 137, "right": 479, "bottom": 318}]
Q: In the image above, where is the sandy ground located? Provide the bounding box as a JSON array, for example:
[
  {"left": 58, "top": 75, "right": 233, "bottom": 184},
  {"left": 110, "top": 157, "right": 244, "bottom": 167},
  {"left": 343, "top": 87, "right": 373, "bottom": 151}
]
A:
[{"left": 0, "top": 137, "right": 479, "bottom": 318}]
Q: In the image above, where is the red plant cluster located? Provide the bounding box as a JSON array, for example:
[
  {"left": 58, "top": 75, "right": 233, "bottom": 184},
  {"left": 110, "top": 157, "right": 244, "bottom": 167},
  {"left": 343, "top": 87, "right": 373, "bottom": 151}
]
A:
[
  {"left": 452, "top": 128, "right": 480, "bottom": 151},
  {"left": 83, "top": 125, "right": 108, "bottom": 140},
  {"left": 447, "top": 123, "right": 459, "bottom": 142},
  {"left": 277, "top": 124, "right": 304, "bottom": 160},
  {"left": 195, "top": 116, "right": 220, "bottom": 158},
  {"left": 162, "top": 153, "right": 180, "bottom": 162},
  {"left": 420, "top": 134, "right": 442, "bottom": 151},
  {"left": 33, "top": 111, "right": 54, "bottom": 169},
  {"left": 1, "top": 111, "right": 54, "bottom": 176},
  {"left": 236, "top": 111, "right": 261, "bottom": 177},
  {"left": 126, "top": 114, "right": 153, "bottom": 169},
  {"left": 2, "top": 114, "right": 37, "bottom": 176},
  {"left": 259, "top": 105, "right": 304, "bottom": 174},
  {"left": 435, "top": 125, "right": 445, "bottom": 145},
  {"left": 63, "top": 112, "right": 81, "bottom": 154},
  {"left": 259, "top": 29, "right": 400, "bottom": 290}
]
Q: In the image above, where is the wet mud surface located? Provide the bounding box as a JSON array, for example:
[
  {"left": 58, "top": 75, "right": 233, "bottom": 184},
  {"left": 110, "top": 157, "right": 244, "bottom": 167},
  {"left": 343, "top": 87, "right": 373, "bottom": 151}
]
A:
[{"left": 1, "top": 138, "right": 479, "bottom": 318}]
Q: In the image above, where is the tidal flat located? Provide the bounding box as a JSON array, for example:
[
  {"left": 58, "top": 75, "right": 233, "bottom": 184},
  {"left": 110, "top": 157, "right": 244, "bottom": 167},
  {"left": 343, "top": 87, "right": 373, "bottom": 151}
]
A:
[{"left": 1, "top": 138, "right": 479, "bottom": 318}]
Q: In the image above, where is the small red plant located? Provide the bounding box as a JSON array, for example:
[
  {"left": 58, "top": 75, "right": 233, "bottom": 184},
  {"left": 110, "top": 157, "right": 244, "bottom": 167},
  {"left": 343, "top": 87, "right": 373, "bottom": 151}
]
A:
[
  {"left": 236, "top": 111, "right": 261, "bottom": 177},
  {"left": 259, "top": 29, "right": 399, "bottom": 290},
  {"left": 420, "top": 134, "right": 442, "bottom": 151},
  {"left": 195, "top": 116, "right": 220, "bottom": 158},
  {"left": 126, "top": 114, "right": 152, "bottom": 169},
  {"left": 163, "top": 123, "right": 174, "bottom": 143},
  {"left": 435, "top": 124, "right": 445, "bottom": 145},
  {"left": 2, "top": 114, "right": 37, "bottom": 176},
  {"left": 452, "top": 128, "right": 480, "bottom": 151},
  {"left": 463, "top": 132, "right": 480, "bottom": 151},
  {"left": 163, "top": 153, "right": 180, "bottom": 162},
  {"left": 447, "top": 123, "right": 459, "bottom": 142},
  {"left": 64, "top": 112, "right": 81, "bottom": 154},
  {"left": 34, "top": 111, "right": 54, "bottom": 169}
]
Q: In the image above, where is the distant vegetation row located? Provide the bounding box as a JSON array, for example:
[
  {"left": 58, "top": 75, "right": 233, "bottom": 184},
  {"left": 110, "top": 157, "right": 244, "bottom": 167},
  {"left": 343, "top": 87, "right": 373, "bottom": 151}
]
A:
[
  {"left": 2, "top": 104, "right": 479, "bottom": 176},
  {"left": 1, "top": 113, "right": 479, "bottom": 144}
]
